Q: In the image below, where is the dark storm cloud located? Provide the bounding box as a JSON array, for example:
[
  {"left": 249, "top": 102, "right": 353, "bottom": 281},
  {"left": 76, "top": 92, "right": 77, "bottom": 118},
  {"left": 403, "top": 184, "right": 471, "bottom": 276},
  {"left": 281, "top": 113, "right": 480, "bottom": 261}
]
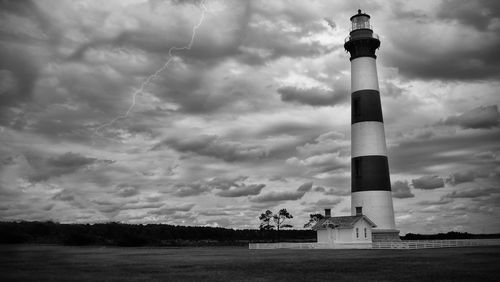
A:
[
  {"left": 392, "top": 180, "right": 415, "bottom": 198},
  {"left": 152, "top": 134, "right": 267, "bottom": 162},
  {"left": 47, "top": 152, "right": 96, "bottom": 168},
  {"left": 277, "top": 86, "right": 347, "bottom": 106},
  {"left": 386, "top": 0, "right": 500, "bottom": 80},
  {"left": 250, "top": 181, "right": 312, "bottom": 202},
  {"left": 28, "top": 152, "right": 102, "bottom": 182},
  {"left": 441, "top": 105, "right": 500, "bottom": 129},
  {"left": 67, "top": 1, "right": 242, "bottom": 61},
  {"left": 411, "top": 175, "right": 445, "bottom": 190},
  {"left": 389, "top": 130, "right": 500, "bottom": 174},
  {"left": 0, "top": 46, "right": 39, "bottom": 115},
  {"left": 216, "top": 184, "right": 265, "bottom": 197},
  {"left": 437, "top": 0, "right": 500, "bottom": 31},
  {"left": 0, "top": 0, "right": 57, "bottom": 43}
]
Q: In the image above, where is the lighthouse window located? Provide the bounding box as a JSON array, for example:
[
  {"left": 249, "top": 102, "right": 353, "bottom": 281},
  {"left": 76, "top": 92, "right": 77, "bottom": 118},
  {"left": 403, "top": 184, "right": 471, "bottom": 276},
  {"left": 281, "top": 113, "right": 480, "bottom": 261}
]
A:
[
  {"left": 354, "top": 158, "right": 362, "bottom": 177},
  {"left": 356, "top": 228, "right": 359, "bottom": 238},
  {"left": 364, "top": 228, "right": 367, "bottom": 238},
  {"left": 353, "top": 98, "right": 360, "bottom": 117}
]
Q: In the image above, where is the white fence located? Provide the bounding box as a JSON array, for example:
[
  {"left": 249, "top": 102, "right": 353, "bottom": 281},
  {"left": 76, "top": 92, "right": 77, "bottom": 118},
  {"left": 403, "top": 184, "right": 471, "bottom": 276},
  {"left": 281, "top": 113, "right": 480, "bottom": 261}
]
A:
[
  {"left": 372, "top": 239, "right": 500, "bottom": 249},
  {"left": 249, "top": 242, "right": 372, "bottom": 250},
  {"left": 249, "top": 239, "right": 500, "bottom": 250}
]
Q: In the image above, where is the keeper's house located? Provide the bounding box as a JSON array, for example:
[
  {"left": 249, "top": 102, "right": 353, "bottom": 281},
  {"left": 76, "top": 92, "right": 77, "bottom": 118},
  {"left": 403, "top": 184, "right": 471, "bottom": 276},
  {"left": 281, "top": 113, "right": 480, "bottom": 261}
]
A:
[{"left": 312, "top": 208, "right": 376, "bottom": 247}]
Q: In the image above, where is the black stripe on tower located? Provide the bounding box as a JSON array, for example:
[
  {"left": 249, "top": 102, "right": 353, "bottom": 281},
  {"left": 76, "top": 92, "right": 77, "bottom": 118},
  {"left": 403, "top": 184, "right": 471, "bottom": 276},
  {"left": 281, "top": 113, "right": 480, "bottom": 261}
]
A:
[
  {"left": 351, "top": 90, "right": 383, "bottom": 124},
  {"left": 344, "top": 30, "right": 380, "bottom": 61},
  {"left": 352, "top": 156, "right": 391, "bottom": 192}
]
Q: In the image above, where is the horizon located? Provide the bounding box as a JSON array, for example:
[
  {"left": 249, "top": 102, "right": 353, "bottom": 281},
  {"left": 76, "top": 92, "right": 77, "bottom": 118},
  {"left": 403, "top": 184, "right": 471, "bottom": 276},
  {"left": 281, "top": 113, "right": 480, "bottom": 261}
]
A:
[{"left": 0, "top": 0, "right": 499, "bottom": 235}]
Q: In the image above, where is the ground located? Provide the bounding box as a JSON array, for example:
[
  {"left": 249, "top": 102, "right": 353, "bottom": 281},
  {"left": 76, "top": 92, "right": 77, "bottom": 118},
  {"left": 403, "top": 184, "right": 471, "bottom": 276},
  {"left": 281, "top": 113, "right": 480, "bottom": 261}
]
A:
[{"left": 0, "top": 245, "right": 499, "bottom": 281}]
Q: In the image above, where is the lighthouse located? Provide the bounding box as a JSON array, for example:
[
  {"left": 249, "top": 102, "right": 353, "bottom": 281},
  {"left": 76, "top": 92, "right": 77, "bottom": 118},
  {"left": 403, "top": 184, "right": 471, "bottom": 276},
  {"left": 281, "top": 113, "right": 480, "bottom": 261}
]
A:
[{"left": 344, "top": 10, "right": 399, "bottom": 241}]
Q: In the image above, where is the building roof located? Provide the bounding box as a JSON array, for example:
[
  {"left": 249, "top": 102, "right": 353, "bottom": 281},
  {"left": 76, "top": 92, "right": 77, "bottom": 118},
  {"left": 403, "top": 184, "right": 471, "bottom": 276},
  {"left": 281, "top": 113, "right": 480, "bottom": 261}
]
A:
[{"left": 312, "top": 215, "right": 377, "bottom": 230}]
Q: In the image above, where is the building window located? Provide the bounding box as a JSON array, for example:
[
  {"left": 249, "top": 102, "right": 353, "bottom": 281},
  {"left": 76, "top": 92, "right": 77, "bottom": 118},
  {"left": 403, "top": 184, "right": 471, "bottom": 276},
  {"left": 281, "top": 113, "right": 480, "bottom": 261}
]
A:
[
  {"left": 356, "top": 228, "right": 359, "bottom": 238},
  {"left": 355, "top": 207, "right": 362, "bottom": 215},
  {"left": 364, "top": 228, "right": 367, "bottom": 238}
]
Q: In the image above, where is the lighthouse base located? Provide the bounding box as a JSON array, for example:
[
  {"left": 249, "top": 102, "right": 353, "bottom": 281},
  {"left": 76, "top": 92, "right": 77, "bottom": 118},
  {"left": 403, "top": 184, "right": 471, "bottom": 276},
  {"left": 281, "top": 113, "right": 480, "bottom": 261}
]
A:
[{"left": 372, "top": 229, "right": 401, "bottom": 242}]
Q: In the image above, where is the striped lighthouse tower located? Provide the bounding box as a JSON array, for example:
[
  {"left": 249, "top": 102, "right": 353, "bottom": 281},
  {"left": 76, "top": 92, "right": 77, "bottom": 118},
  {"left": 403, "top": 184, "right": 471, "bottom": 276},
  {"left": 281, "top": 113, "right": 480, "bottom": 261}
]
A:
[{"left": 344, "top": 10, "right": 399, "bottom": 241}]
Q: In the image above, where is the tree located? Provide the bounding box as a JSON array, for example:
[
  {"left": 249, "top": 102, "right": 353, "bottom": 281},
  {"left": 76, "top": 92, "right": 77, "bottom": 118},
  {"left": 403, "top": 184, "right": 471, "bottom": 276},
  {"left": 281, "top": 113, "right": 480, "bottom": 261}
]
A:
[
  {"left": 258, "top": 209, "right": 294, "bottom": 241},
  {"left": 304, "top": 213, "right": 324, "bottom": 229},
  {"left": 273, "top": 209, "right": 293, "bottom": 232},
  {"left": 259, "top": 210, "right": 275, "bottom": 230}
]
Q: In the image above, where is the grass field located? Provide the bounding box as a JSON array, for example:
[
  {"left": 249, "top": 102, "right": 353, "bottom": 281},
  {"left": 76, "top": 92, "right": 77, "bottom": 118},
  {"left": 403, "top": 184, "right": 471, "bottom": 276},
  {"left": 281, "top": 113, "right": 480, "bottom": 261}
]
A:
[{"left": 1, "top": 245, "right": 499, "bottom": 281}]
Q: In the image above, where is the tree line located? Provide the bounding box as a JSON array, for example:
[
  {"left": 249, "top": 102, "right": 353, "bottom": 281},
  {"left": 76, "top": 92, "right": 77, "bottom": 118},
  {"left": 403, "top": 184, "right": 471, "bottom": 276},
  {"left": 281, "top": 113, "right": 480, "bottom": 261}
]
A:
[{"left": 0, "top": 221, "right": 315, "bottom": 246}]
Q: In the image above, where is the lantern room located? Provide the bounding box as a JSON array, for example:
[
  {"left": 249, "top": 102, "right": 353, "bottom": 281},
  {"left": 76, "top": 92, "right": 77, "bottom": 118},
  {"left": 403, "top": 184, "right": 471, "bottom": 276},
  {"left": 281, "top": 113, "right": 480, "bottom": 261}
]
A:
[{"left": 350, "top": 9, "right": 371, "bottom": 31}]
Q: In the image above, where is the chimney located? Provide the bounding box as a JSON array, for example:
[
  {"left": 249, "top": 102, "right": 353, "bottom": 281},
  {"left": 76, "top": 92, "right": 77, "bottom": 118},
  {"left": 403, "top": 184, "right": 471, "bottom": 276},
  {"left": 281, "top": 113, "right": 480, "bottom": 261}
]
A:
[
  {"left": 324, "top": 208, "right": 331, "bottom": 218},
  {"left": 355, "top": 206, "right": 362, "bottom": 216}
]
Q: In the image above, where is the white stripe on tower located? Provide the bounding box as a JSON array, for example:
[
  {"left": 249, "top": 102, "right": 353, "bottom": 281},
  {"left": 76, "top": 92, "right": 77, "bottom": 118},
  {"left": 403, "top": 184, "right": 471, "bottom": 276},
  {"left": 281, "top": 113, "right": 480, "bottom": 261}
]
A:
[
  {"left": 351, "top": 57, "right": 379, "bottom": 92},
  {"left": 351, "top": 121, "right": 387, "bottom": 158}
]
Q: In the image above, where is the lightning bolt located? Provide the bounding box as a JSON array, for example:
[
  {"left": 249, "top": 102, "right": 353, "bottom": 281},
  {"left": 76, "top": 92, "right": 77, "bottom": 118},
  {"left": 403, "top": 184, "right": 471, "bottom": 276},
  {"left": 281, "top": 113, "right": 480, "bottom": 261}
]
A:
[{"left": 92, "top": 0, "right": 207, "bottom": 142}]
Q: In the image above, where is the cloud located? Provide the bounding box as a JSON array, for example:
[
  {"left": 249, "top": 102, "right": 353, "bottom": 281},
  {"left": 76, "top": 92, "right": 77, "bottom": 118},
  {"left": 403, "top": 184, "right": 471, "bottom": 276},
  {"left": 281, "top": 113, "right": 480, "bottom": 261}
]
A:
[
  {"left": 392, "top": 180, "right": 415, "bottom": 198},
  {"left": 0, "top": 45, "right": 40, "bottom": 114},
  {"left": 445, "top": 170, "right": 489, "bottom": 186},
  {"left": 152, "top": 134, "right": 267, "bottom": 162},
  {"left": 206, "top": 176, "right": 248, "bottom": 190},
  {"left": 52, "top": 190, "right": 75, "bottom": 202},
  {"left": 216, "top": 184, "right": 265, "bottom": 197},
  {"left": 417, "top": 198, "right": 454, "bottom": 206},
  {"left": 442, "top": 105, "right": 500, "bottom": 129},
  {"left": 308, "top": 198, "right": 342, "bottom": 208},
  {"left": 47, "top": 152, "right": 96, "bottom": 168},
  {"left": 0, "top": 1, "right": 499, "bottom": 234},
  {"left": 269, "top": 175, "right": 288, "bottom": 182},
  {"left": 437, "top": 0, "right": 500, "bottom": 31},
  {"left": 172, "top": 182, "right": 208, "bottom": 197},
  {"left": 412, "top": 175, "right": 445, "bottom": 190},
  {"left": 148, "top": 203, "right": 195, "bottom": 216},
  {"left": 445, "top": 187, "right": 498, "bottom": 199},
  {"left": 313, "top": 186, "right": 350, "bottom": 196},
  {"left": 250, "top": 181, "right": 312, "bottom": 202},
  {"left": 27, "top": 152, "right": 102, "bottom": 182},
  {"left": 277, "top": 86, "right": 346, "bottom": 106},
  {"left": 386, "top": 1, "right": 500, "bottom": 80},
  {"left": 115, "top": 184, "right": 139, "bottom": 197},
  {"left": 389, "top": 129, "right": 500, "bottom": 175},
  {"left": 297, "top": 181, "right": 314, "bottom": 192},
  {"left": 286, "top": 153, "right": 349, "bottom": 173},
  {"left": 473, "top": 151, "right": 497, "bottom": 160},
  {"left": 323, "top": 18, "right": 336, "bottom": 29}
]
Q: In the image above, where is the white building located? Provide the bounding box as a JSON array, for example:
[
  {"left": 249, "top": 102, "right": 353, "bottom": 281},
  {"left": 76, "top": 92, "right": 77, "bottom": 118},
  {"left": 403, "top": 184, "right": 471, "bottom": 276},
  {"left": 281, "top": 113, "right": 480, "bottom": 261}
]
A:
[{"left": 312, "top": 208, "right": 376, "bottom": 247}]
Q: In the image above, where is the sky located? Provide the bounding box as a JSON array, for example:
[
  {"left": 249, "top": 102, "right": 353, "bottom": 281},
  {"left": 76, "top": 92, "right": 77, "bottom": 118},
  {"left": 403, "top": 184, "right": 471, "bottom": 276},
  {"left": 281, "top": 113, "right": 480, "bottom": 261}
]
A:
[{"left": 0, "top": 0, "right": 499, "bottom": 235}]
